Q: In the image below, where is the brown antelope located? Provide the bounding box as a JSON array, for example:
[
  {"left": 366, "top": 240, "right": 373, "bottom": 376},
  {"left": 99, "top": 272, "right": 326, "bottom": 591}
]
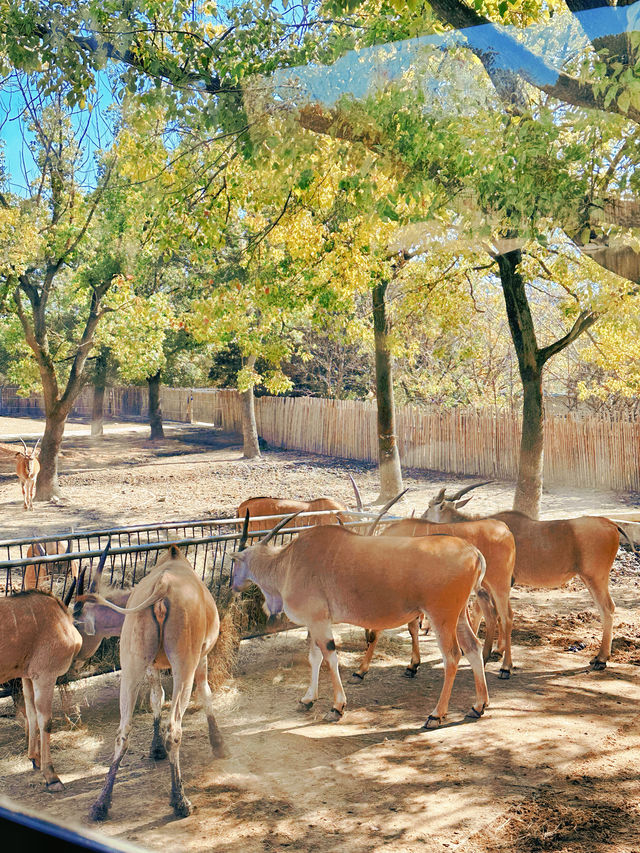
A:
[
  {"left": 237, "top": 496, "right": 348, "bottom": 532},
  {"left": 0, "top": 590, "right": 81, "bottom": 789},
  {"left": 237, "top": 474, "right": 386, "bottom": 534},
  {"left": 71, "top": 547, "right": 167, "bottom": 718},
  {"left": 15, "top": 438, "right": 41, "bottom": 510},
  {"left": 84, "top": 544, "right": 227, "bottom": 821},
  {"left": 24, "top": 540, "right": 79, "bottom": 591},
  {"left": 231, "top": 513, "right": 490, "bottom": 728},
  {"left": 71, "top": 550, "right": 129, "bottom": 673},
  {"left": 424, "top": 483, "right": 621, "bottom": 670},
  {"left": 353, "top": 516, "right": 516, "bottom": 680}
]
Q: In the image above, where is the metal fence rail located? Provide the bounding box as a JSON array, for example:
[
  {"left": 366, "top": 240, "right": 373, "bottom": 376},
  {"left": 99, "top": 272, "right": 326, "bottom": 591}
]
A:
[
  {"left": 0, "top": 510, "right": 392, "bottom": 698},
  {"left": 0, "top": 511, "right": 378, "bottom": 601}
]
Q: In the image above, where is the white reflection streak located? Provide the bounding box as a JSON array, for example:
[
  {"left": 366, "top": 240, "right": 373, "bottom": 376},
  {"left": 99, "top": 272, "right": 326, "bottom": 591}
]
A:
[{"left": 269, "top": 3, "right": 640, "bottom": 106}]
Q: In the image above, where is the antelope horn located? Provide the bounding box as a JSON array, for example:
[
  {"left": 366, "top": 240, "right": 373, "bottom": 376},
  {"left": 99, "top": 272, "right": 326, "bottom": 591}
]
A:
[
  {"left": 33, "top": 541, "right": 45, "bottom": 557},
  {"left": 367, "top": 489, "right": 409, "bottom": 536},
  {"left": 348, "top": 474, "right": 363, "bottom": 511},
  {"left": 258, "top": 511, "right": 302, "bottom": 546},
  {"left": 32, "top": 437, "right": 40, "bottom": 454},
  {"left": 89, "top": 540, "right": 111, "bottom": 592},
  {"left": 448, "top": 480, "right": 493, "bottom": 502},
  {"left": 238, "top": 509, "right": 250, "bottom": 552},
  {"left": 19, "top": 438, "right": 28, "bottom": 454},
  {"left": 63, "top": 577, "right": 77, "bottom": 608},
  {"left": 76, "top": 566, "right": 87, "bottom": 598}
]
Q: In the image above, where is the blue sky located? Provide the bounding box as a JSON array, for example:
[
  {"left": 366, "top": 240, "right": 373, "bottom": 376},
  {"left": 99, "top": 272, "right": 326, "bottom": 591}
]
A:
[{"left": 0, "top": 74, "right": 116, "bottom": 195}]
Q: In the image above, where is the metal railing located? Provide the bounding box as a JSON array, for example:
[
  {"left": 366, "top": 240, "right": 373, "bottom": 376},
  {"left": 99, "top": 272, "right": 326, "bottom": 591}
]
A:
[
  {"left": 0, "top": 510, "right": 395, "bottom": 698},
  {"left": 0, "top": 510, "right": 379, "bottom": 602}
]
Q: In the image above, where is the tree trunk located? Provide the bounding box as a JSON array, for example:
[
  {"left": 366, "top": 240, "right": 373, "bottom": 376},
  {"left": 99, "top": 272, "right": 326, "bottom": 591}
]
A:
[
  {"left": 372, "top": 281, "right": 403, "bottom": 503},
  {"left": 241, "top": 355, "right": 261, "bottom": 459},
  {"left": 91, "top": 352, "right": 107, "bottom": 437},
  {"left": 516, "top": 368, "right": 545, "bottom": 518},
  {"left": 497, "top": 250, "right": 544, "bottom": 519},
  {"left": 148, "top": 371, "right": 165, "bottom": 440},
  {"left": 497, "top": 249, "right": 599, "bottom": 518},
  {"left": 35, "top": 410, "right": 67, "bottom": 501}
]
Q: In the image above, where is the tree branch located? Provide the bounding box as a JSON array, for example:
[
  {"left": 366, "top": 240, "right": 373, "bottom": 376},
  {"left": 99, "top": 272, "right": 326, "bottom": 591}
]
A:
[{"left": 537, "top": 310, "right": 599, "bottom": 365}]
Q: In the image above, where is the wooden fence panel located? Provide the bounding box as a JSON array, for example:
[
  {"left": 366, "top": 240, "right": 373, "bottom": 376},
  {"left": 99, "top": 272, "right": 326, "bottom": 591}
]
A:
[{"left": 0, "top": 385, "right": 638, "bottom": 491}]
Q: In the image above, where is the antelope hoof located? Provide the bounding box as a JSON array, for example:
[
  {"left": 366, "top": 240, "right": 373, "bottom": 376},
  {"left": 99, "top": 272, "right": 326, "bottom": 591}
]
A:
[
  {"left": 297, "top": 700, "right": 314, "bottom": 712},
  {"left": 172, "top": 797, "right": 193, "bottom": 818},
  {"left": 323, "top": 707, "right": 344, "bottom": 723},
  {"left": 590, "top": 659, "right": 607, "bottom": 671},
  {"left": 421, "top": 715, "right": 442, "bottom": 730},
  {"left": 498, "top": 668, "right": 511, "bottom": 680},
  {"left": 464, "top": 706, "right": 485, "bottom": 721},
  {"left": 46, "top": 779, "right": 64, "bottom": 793},
  {"left": 31, "top": 759, "right": 40, "bottom": 771},
  {"left": 150, "top": 743, "right": 168, "bottom": 761},
  {"left": 350, "top": 671, "right": 366, "bottom": 683},
  {"left": 404, "top": 664, "right": 419, "bottom": 678},
  {"left": 211, "top": 743, "right": 229, "bottom": 760},
  {"left": 89, "top": 800, "right": 110, "bottom": 822}
]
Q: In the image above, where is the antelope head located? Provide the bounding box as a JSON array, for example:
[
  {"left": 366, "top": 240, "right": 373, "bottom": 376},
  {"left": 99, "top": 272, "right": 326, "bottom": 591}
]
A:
[
  {"left": 17, "top": 437, "right": 41, "bottom": 476},
  {"left": 421, "top": 481, "right": 493, "bottom": 522},
  {"left": 73, "top": 540, "right": 111, "bottom": 636},
  {"left": 230, "top": 511, "right": 300, "bottom": 615}
]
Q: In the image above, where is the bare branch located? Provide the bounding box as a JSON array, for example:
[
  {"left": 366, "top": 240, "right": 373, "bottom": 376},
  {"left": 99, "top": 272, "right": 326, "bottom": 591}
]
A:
[{"left": 537, "top": 310, "right": 599, "bottom": 366}]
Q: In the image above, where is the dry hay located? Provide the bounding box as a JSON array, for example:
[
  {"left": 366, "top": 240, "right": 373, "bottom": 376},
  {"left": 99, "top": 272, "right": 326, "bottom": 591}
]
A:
[
  {"left": 206, "top": 598, "right": 242, "bottom": 692},
  {"left": 238, "top": 584, "right": 269, "bottom": 633},
  {"left": 610, "top": 622, "right": 640, "bottom": 664},
  {"left": 510, "top": 611, "right": 598, "bottom": 650},
  {"left": 476, "top": 791, "right": 631, "bottom": 852}
]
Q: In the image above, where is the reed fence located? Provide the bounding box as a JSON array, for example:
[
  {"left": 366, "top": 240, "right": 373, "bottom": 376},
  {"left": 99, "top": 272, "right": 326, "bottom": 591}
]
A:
[{"left": 1, "top": 386, "right": 638, "bottom": 492}]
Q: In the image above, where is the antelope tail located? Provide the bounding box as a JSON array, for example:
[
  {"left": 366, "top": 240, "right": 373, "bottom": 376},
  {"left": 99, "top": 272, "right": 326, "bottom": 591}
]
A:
[
  {"left": 616, "top": 524, "right": 640, "bottom": 559},
  {"left": 79, "top": 578, "right": 170, "bottom": 615},
  {"left": 474, "top": 551, "right": 487, "bottom": 591}
]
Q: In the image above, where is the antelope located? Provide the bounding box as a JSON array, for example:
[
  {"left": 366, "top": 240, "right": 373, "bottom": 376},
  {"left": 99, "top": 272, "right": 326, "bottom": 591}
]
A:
[
  {"left": 237, "top": 473, "right": 392, "bottom": 534},
  {"left": 353, "top": 516, "right": 516, "bottom": 679},
  {"left": 71, "top": 549, "right": 167, "bottom": 725},
  {"left": 231, "top": 513, "right": 490, "bottom": 728},
  {"left": 423, "top": 482, "right": 621, "bottom": 670},
  {"left": 237, "top": 496, "right": 348, "bottom": 532},
  {"left": 83, "top": 544, "right": 228, "bottom": 821},
  {"left": 15, "top": 438, "right": 41, "bottom": 510},
  {"left": 24, "top": 540, "right": 79, "bottom": 591},
  {"left": 0, "top": 589, "right": 82, "bottom": 789},
  {"left": 70, "top": 545, "right": 128, "bottom": 674}
]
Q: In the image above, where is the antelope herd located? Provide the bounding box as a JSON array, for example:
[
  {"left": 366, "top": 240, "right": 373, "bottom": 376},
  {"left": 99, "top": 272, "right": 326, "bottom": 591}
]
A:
[{"left": 0, "top": 469, "right": 633, "bottom": 824}]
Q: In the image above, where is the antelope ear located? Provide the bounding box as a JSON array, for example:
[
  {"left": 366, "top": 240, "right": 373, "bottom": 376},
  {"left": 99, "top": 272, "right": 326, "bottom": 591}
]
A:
[
  {"left": 455, "top": 497, "right": 473, "bottom": 509},
  {"left": 33, "top": 542, "right": 45, "bottom": 557}
]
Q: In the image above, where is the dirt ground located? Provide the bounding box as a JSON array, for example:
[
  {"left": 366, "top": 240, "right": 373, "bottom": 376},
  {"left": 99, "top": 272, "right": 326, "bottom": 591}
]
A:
[{"left": 0, "top": 415, "right": 639, "bottom": 852}]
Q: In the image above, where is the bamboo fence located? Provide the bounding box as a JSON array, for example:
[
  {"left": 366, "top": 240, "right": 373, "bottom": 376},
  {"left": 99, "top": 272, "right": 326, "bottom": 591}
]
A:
[{"left": 0, "top": 386, "right": 638, "bottom": 492}]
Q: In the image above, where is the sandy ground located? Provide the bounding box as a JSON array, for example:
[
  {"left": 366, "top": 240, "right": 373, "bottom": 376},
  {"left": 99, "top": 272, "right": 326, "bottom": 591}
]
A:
[
  {"left": 0, "top": 416, "right": 637, "bottom": 541},
  {"left": 0, "top": 415, "right": 639, "bottom": 851}
]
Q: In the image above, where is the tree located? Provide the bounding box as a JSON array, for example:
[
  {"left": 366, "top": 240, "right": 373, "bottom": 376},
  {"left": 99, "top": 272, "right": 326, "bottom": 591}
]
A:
[
  {"left": 5, "top": 0, "right": 640, "bottom": 514},
  {"left": 0, "top": 90, "right": 117, "bottom": 499}
]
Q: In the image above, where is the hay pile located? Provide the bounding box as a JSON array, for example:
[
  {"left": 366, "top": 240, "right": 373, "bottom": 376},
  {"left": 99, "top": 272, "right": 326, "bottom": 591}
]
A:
[{"left": 475, "top": 792, "right": 630, "bottom": 852}]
